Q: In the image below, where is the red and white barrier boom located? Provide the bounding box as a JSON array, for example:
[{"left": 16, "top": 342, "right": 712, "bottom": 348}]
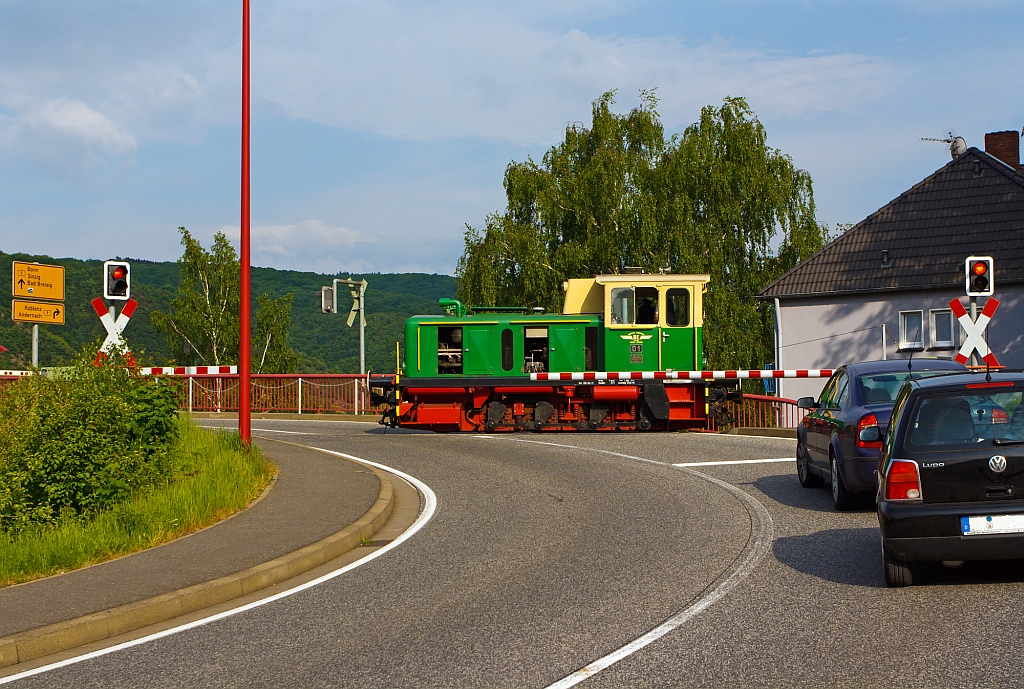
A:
[
  {"left": 531, "top": 369, "right": 833, "bottom": 382},
  {"left": 140, "top": 366, "right": 238, "bottom": 375}
]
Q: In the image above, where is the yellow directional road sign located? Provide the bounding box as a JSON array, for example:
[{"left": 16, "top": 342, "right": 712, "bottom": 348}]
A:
[
  {"left": 12, "top": 261, "right": 65, "bottom": 301},
  {"left": 12, "top": 299, "right": 65, "bottom": 325}
]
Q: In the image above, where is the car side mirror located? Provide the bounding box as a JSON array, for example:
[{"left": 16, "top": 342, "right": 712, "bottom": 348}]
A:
[
  {"left": 797, "top": 396, "right": 817, "bottom": 409},
  {"left": 859, "top": 426, "right": 882, "bottom": 443}
]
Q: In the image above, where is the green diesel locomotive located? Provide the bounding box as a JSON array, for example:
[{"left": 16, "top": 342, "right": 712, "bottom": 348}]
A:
[{"left": 371, "top": 273, "right": 721, "bottom": 432}]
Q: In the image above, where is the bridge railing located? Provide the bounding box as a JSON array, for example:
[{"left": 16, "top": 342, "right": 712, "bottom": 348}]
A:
[{"left": 706, "top": 394, "right": 808, "bottom": 432}]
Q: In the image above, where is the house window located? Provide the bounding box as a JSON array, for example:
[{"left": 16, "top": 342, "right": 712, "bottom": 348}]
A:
[
  {"left": 900, "top": 311, "right": 924, "bottom": 350},
  {"left": 930, "top": 309, "right": 954, "bottom": 349}
]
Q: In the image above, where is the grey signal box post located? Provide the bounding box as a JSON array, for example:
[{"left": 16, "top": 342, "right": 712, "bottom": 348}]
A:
[{"left": 319, "top": 278, "right": 367, "bottom": 376}]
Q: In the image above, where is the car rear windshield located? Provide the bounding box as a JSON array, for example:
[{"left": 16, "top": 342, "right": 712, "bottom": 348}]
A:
[
  {"left": 902, "top": 389, "right": 1024, "bottom": 450},
  {"left": 859, "top": 371, "right": 956, "bottom": 405}
]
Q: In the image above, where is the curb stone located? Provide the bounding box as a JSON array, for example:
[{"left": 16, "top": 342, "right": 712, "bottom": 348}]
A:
[{"left": 0, "top": 460, "right": 394, "bottom": 669}]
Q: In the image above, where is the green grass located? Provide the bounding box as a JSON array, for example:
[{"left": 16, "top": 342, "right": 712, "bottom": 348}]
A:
[{"left": 0, "top": 422, "right": 276, "bottom": 587}]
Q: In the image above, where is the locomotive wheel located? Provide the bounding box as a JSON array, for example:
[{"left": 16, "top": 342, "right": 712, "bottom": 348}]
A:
[
  {"left": 576, "top": 420, "right": 589, "bottom": 431},
  {"left": 637, "top": 416, "right": 652, "bottom": 431}
]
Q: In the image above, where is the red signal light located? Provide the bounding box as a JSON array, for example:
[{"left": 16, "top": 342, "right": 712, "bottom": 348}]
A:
[
  {"left": 885, "top": 459, "right": 921, "bottom": 500},
  {"left": 972, "top": 261, "right": 988, "bottom": 276},
  {"left": 112, "top": 266, "right": 125, "bottom": 280}
]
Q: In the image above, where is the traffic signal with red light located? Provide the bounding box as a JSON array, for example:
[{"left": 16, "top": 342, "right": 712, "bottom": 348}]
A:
[
  {"left": 103, "top": 260, "right": 131, "bottom": 300},
  {"left": 965, "top": 256, "right": 994, "bottom": 297}
]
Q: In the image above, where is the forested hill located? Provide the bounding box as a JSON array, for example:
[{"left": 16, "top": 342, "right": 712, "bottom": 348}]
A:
[{"left": 0, "top": 251, "right": 456, "bottom": 373}]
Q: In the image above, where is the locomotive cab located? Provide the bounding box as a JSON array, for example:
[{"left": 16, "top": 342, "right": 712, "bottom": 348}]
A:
[{"left": 563, "top": 274, "right": 707, "bottom": 372}]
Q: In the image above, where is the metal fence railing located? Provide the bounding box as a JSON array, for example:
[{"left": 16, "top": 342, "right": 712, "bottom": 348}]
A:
[
  {"left": 174, "top": 374, "right": 376, "bottom": 415},
  {"left": 706, "top": 394, "right": 808, "bottom": 432}
]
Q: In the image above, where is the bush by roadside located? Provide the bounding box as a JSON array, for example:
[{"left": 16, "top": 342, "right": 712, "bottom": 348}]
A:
[
  {"left": 0, "top": 348, "right": 181, "bottom": 532},
  {"left": 0, "top": 421, "right": 275, "bottom": 587},
  {"left": 0, "top": 346, "right": 276, "bottom": 586}
]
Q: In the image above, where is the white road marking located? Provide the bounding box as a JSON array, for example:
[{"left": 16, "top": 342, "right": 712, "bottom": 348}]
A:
[
  {"left": 481, "top": 436, "right": 774, "bottom": 689},
  {"left": 0, "top": 449, "right": 437, "bottom": 685},
  {"left": 250, "top": 428, "right": 314, "bottom": 435},
  {"left": 674, "top": 457, "right": 794, "bottom": 467}
]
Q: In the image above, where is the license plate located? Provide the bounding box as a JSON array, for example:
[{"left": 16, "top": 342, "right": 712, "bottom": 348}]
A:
[{"left": 961, "top": 514, "right": 1024, "bottom": 536}]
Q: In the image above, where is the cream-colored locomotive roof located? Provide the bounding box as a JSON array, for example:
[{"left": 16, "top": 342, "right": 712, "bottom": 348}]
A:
[{"left": 562, "top": 274, "right": 709, "bottom": 315}]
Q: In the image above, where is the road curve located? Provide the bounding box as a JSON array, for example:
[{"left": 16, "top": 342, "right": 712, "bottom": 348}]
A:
[{"left": 9, "top": 421, "right": 1024, "bottom": 687}]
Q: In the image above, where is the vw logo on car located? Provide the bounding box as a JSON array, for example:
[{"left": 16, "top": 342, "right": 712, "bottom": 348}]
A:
[{"left": 989, "top": 455, "right": 1007, "bottom": 473}]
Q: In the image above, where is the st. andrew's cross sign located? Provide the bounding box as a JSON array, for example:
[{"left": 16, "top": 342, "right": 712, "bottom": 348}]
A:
[
  {"left": 949, "top": 297, "right": 1000, "bottom": 367},
  {"left": 91, "top": 296, "right": 138, "bottom": 364}
]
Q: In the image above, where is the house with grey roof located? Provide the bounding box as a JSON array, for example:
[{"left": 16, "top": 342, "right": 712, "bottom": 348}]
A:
[{"left": 759, "top": 130, "right": 1024, "bottom": 401}]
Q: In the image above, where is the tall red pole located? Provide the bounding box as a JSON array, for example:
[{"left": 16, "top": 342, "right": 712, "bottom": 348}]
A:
[{"left": 239, "top": 0, "right": 251, "bottom": 445}]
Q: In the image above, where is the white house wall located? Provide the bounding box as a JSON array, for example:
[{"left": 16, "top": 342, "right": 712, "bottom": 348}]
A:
[{"left": 777, "top": 286, "right": 1024, "bottom": 401}]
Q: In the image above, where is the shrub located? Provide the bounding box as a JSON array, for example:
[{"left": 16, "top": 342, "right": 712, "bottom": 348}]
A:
[{"left": 0, "top": 347, "right": 181, "bottom": 533}]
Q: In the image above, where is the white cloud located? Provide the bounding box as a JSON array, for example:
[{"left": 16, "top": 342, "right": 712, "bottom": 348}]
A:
[
  {"left": 0, "top": 98, "right": 136, "bottom": 175},
  {"left": 253, "top": 4, "right": 899, "bottom": 143},
  {"left": 218, "top": 219, "right": 379, "bottom": 274},
  {"left": 29, "top": 98, "right": 136, "bottom": 153}
]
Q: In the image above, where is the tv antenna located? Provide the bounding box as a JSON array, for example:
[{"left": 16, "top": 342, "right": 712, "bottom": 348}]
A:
[{"left": 921, "top": 131, "right": 967, "bottom": 159}]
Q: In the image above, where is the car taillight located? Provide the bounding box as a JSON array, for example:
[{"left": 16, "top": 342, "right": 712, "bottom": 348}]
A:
[
  {"left": 856, "top": 413, "right": 882, "bottom": 450},
  {"left": 885, "top": 460, "right": 921, "bottom": 500},
  {"left": 993, "top": 408, "right": 1009, "bottom": 424}
]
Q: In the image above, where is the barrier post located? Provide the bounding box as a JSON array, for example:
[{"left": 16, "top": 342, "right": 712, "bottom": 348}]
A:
[
  {"left": 298, "top": 377, "right": 303, "bottom": 415},
  {"left": 188, "top": 376, "right": 193, "bottom": 414}
]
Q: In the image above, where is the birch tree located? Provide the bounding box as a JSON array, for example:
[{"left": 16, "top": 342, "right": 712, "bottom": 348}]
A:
[
  {"left": 151, "top": 228, "right": 299, "bottom": 372},
  {"left": 457, "top": 92, "right": 829, "bottom": 374}
]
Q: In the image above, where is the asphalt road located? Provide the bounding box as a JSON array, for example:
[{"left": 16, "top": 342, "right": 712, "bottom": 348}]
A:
[{"left": 10, "top": 420, "right": 1024, "bottom": 688}]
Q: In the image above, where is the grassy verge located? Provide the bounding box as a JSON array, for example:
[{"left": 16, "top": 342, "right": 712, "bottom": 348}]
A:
[{"left": 0, "top": 421, "right": 276, "bottom": 588}]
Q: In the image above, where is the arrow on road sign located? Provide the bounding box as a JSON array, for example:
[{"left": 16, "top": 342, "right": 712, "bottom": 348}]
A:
[{"left": 949, "top": 297, "right": 1000, "bottom": 367}]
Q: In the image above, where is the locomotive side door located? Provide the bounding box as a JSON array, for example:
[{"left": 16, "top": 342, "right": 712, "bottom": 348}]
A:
[
  {"left": 549, "top": 325, "right": 583, "bottom": 372},
  {"left": 463, "top": 326, "right": 495, "bottom": 375},
  {"left": 658, "top": 287, "right": 696, "bottom": 371}
]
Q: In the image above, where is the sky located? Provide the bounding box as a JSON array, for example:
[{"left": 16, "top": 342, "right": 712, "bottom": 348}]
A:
[{"left": 1, "top": 0, "right": 1021, "bottom": 276}]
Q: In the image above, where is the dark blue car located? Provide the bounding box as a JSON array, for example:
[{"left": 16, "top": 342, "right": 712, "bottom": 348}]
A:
[{"left": 796, "top": 359, "right": 967, "bottom": 510}]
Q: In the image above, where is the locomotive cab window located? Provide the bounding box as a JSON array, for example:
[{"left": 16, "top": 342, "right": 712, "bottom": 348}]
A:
[
  {"left": 523, "top": 327, "right": 548, "bottom": 373},
  {"left": 635, "top": 287, "right": 658, "bottom": 324},
  {"left": 501, "top": 328, "right": 514, "bottom": 372},
  {"left": 665, "top": 288, "right": 690, "bottom": 327},
  {"left": 610, "top": 287, "right": 634, "bottom": 325},
  {"left": 610, "top": 286, "right": 658, "bottom": 325},
  {"left": 437, "top": 326, "right": 463, "bottom": 374}
]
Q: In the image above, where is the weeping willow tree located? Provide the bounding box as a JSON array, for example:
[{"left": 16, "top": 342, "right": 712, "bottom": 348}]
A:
[{"left": 457, "top": 91, "right": 829, "bottom": 373}]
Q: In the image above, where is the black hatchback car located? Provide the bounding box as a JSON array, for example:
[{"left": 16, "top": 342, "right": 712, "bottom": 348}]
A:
[
  {"left": 796, "top": 359, "right": 966, "bottom": 510},
  {"left": 878, "top": 371, "right": 1024, "bottom": 587}
]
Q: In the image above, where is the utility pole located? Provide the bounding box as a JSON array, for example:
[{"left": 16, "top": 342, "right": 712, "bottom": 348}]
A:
[{"left": 238, "top": 0, "right": 252, "bottom": 445}]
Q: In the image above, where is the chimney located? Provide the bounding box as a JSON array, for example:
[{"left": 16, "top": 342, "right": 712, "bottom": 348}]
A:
[{"left": 984, "top": 130, "right": 1021, "bottom": 170}]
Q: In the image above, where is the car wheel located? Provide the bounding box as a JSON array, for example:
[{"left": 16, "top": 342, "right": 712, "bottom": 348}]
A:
[
  {"left": 830, "top": 453, "right": 858, "bottom": 511},
  {"left": 797, "top": 439, "right": 823, "bottom": 488},
  {"left": 883, "top": 548, "right": 914, "bottom": 587}
]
